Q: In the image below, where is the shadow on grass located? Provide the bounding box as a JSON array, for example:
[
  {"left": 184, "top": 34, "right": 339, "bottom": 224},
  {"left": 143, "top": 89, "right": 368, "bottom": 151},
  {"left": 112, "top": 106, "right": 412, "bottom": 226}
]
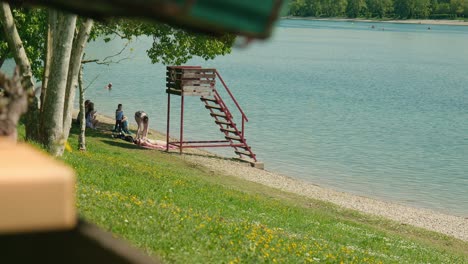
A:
[
  {"left": 70, "top": 125, "right": 123, "bottom": 142},
  {"left": 175, "top": 151, "right": 231, "bottom": 161},
  {"left": 101, "top": 139, "right": 141, "bottom": 150}
]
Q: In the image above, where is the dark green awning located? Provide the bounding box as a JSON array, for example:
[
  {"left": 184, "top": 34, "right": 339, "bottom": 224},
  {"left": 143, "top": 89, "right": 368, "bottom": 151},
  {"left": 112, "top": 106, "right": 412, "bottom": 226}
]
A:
[{"left": 5, "top": 0, "right": 284, "bottom": 39}]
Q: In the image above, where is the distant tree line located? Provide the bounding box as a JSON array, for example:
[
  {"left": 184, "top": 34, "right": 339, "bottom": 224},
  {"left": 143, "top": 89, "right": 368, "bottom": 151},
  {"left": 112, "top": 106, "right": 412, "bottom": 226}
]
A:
[{"left": 287, "top": 0, "right": 468, "bottom": 19}]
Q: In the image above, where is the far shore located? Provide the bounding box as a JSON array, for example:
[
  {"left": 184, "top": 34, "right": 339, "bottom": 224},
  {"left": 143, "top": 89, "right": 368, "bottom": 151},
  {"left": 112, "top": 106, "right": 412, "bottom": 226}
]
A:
[
  {"left": 283, "top": 16, "right": 468, "bottom": 26},
  {"left": 93, "top": 113, "right": 468, "bottom": 242}
]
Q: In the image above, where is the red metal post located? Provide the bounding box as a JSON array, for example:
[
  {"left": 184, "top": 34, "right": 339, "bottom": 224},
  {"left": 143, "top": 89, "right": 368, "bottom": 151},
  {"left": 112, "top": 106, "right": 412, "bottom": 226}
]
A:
[
  {"left": 215, "top": 71, "right": 248, "bottom": 122},
  {"left": 180, "top": 95, "right": 184, "bottom": 155},
  {"left": 242, "top": 117, "right": 245, "bottom": 138},
  {"left": 166, "top": 93, "right": 171, "bottom": 152}
]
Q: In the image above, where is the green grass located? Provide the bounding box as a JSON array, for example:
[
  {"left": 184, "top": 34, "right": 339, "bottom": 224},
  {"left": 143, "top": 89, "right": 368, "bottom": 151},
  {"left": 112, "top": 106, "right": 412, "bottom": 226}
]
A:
[{"left": 47, "top": 124, "right": 468, "bottom": 263}]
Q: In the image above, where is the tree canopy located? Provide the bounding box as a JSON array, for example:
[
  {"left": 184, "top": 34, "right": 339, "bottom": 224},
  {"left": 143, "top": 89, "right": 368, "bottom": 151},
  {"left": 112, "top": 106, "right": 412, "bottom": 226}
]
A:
[
  {"left": 288, "top": 0, "right": 468, "bottom": 19},
  {"left": 90, "top": 20, "right": 234, "bottom": 66},
  {"left": 1, "top": 10, "right": 235, "bottom": 81},
  {"left": 0, "top": 5, "right": 234, "bottom": 156}
]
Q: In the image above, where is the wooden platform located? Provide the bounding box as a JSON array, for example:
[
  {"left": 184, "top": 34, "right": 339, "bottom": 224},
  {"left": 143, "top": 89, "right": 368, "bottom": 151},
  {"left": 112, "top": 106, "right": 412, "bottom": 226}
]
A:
[{"left": 166, "top": 67, "right": 216, "bottom": 96}]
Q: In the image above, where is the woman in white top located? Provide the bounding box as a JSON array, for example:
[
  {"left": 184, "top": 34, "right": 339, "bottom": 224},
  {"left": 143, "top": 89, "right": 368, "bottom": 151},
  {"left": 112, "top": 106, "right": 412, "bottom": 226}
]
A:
[{"left": 134, "top": 111, "right": 149, "bottom": 139}]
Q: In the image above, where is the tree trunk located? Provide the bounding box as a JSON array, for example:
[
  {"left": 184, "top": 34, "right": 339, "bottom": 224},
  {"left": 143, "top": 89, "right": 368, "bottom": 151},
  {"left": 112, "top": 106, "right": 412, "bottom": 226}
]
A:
[
  {"left": 0, "top": 2, "right": 39, "bottom": 141},
  {"left": 40, "top": 12, "right": 54, "bottom": 114},
  {"left": 78, "top": 65, "right": 86, "bottom": 151},
  {"left": 0, "top": 56, "right": 6, "bottom": 68},
  {"left": 41, "top": 10, "right": 77, "bottom": 156},
  {"left": 63, "top": 18, "right": 93, "bottom": 143}
]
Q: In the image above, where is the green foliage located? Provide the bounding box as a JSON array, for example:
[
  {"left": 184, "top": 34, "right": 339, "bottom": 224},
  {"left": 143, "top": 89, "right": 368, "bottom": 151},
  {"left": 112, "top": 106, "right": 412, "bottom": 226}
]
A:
[
  {"left": 347, "top": 0, "right": 367, "bottom": 18},
  {"left": 365, "top": 0, "right": 394, "bottom": 18},
  {"left": 451, "top": 0, "right": 466, "bottom": 15},
  {"left": 1, "top": 11, "right": 233, "bottom": 77},
  {"left": 0, "top": 7, "right": 47, "bottom": 78},
  {"left": 92, "top": 20, "right": 235, "bottom": 65},
  {"left": 143, "top": 24, "right": 234, "bottom": 65},
  {"left": 54, "top": 124, "right": 468, "bottom": 263},
  {"left": 287, "top": 0, "right": 467, "bottom": 19}
]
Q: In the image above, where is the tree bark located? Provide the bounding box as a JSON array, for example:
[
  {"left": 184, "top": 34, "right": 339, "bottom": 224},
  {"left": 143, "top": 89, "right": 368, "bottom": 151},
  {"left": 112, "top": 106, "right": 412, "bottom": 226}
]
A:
[
  {"left": 40, "top": 11, "right": 55, "bottom": 114},
  {"left": 41, "top": 10, "right": 77, "bottom": 156},
  {"left": 63, "top": 18, "right": 93, "bottom": 143},
  {"left": 78, "top": 65, "right": 86, "bottom": 151},
  {"left": 0, "top": 2, "right": 39, "bottom": 141},
  {"left": 0, "top": 56, "right": 6, "bottom": 68}
]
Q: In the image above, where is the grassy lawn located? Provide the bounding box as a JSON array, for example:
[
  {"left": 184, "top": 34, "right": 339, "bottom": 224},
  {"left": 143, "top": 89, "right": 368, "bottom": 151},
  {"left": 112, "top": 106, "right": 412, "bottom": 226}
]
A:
[{"left": 52, "top": 124, "right": 468, "bottom": 263}]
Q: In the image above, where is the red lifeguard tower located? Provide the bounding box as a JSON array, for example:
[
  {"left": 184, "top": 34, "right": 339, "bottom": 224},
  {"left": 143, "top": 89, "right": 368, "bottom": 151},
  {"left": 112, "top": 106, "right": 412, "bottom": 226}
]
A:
[{"left": 165, "top": 66, "right": 262, "bottom": 168}]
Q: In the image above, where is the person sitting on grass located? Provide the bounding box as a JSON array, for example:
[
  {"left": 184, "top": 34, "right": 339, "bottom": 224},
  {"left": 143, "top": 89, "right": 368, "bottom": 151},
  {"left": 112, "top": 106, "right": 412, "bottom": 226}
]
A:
[
  {"left": 77, "top": 99, "right": 91, "bottom": 125},
  {"left": 86, "top": 102, "right": 98, "bottom": 129},
  {"left": 121, "top": 115, "right": 130, "bottom": 134}
]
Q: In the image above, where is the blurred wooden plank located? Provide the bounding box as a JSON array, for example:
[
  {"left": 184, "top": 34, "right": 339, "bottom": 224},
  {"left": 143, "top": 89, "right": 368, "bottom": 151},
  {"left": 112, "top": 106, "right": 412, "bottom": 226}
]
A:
[{"left": 0, "top": 139, "right": 76, "bottom": 234}]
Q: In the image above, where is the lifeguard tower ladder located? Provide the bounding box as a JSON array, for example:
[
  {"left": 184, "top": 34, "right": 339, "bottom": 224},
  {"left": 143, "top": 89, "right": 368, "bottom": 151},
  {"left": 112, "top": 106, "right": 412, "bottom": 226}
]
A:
[{"left": 165, "top": 66, "right": 261, "bottom": 167}]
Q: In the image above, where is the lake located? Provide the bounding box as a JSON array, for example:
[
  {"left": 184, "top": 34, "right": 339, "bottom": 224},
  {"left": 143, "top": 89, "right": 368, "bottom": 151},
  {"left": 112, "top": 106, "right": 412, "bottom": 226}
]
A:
[{"left": 47, "top": 19, "right": 468, "bottom": 216}]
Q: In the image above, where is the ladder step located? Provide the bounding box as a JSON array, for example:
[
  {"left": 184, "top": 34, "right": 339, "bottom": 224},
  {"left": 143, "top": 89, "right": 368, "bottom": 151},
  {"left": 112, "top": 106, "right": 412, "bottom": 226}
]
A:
[
  {"left": 235, "top": 150, "right": 255, "bottom": 157},
  {"left": 211, "top": 113, "right": 228, "bottom": 119},
  {"left": 200, "top": 97, "right": 218, "bottom": 103},
  {"left": 205, "top": 105, "right": 223, "bottom": 111},
  {"left": 215, "top": 120, "right": 234, "bottom": 126},
  {"left": 220, "top": 128, "right": 237, "bottom": 134},
  {"left": 225, "top": 135, "right": 242, "bottom": 141},
  {"left": 238, "top": 145, "right": 251, "bottom": 150}
]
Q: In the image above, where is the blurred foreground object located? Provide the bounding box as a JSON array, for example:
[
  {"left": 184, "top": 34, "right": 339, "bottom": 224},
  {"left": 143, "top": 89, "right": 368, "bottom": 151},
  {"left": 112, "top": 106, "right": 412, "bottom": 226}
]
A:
[
  {"left": 0, "top": 219, "right": 160, "bottom": 263},
  {"left": 0, "top": 67, "right": 76, "bottom": 241},
  {"left": 0, "top": 68, "right": 29, "bottom": 141},
  {"left": 5, "top": 0, "right": 284, "bottom": 39},
  {"left": 0, "top": 139, "right": 76, "bottom": 234}
]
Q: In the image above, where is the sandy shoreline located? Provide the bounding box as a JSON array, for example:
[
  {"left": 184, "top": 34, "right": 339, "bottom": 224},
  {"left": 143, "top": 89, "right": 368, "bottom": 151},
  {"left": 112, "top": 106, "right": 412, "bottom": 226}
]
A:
[
  {"left": 284, "top": 16, "right": 468, "bottom": 26},
  {"left": 93, "top": 113, "right": 468, "bottom": 242}
]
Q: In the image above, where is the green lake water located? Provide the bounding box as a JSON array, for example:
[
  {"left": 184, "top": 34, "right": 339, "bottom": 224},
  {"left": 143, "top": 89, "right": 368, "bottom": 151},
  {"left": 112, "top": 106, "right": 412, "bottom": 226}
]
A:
[{"left": 15, "top": 19, "right": 467, "bottom": 216}]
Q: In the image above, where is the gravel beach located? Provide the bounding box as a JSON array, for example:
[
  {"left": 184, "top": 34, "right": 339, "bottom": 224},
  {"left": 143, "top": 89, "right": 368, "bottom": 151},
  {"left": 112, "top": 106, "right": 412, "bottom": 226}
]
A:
[{"left": 284, "top": 17, "right": 468, "bottom": 26}]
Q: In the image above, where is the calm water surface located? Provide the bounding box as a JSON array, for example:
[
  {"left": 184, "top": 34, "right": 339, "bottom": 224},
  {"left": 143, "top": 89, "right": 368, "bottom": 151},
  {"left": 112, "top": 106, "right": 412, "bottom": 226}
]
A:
[{"left": 79, "top": 20, "right": 468, "bottom": 216}]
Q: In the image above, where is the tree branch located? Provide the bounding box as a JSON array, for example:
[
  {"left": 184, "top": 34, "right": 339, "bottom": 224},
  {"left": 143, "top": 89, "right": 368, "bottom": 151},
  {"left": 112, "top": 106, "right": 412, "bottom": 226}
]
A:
[
  {"left": 82, "top": 40, "right": 132, "bottom": 66},
  {"left": 100, "top": 40, "right": 131, "bottom": 63},
  {"left": 84, "top": 74, "right": 99, "bottom": 92},
  {"left": 82, "top": 59, "right": 99, "bottom": 64}
]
